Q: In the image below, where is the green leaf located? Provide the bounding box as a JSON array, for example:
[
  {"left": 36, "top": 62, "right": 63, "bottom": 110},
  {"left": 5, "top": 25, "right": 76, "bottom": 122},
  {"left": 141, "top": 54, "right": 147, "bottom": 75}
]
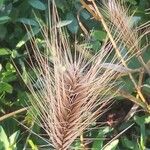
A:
[
  {"left": 142, "top": 78, "right": 150, "bottom": 95},
  {"left": 91, "top": 30, "right": 107, "bottom": 41},
  {"left": 16, "top": 41, "right": 25, "bottom": 48},
  {"left": 0, "top": 142, "right": 5, "bottom": 150},
  {"left": 5, "top": 63, "right": 15, "bottom": 71},
  {"left": 134, "top": 115, "right": 150, "bottom": 126},
  {"left": 28, "top": 0, "right": 46, "bottom": 10},
  {"left": 92, "top": 126, "right": 112, "bottom": 150},
  {"left": 121, "top": 136, "right": 135, "bottom": 149},
  {"left": 2, "top": 63, "right": 16, "bottom": 82},
  {"left": 0, "top": 126, "right": 9, "bottom": 149},
  {"left": 56, "top": 20, "right": 73, "bottom": 28},
  {"left": 103, "top": 139, "right": 119, "bottom": 150},
  {"left": 17, "top": 18, "right": 39, "bottom": 26},
  {"left": 2, "top": 72, "right": 16, "bottom": 83},
  {"left": 66, "top": 13, "right": 79, "bottom": 34},
  {"left": 16, "top": 27, "right": 41, "bottom": 48},
  {"left": 0, "top": 82, "right": 13, "bottom": 93},
  {"left": 121, "top": 76, "right": 135, "bottom": 94},
  {"left": 0, "top": 16, "right": 10, "bottom": 24},
  {"left": 54, "top": 0, "right": 67, "bottom": 11},
  {"left": 11, "top": 50, "right": 19, "bottom": 58},
  {"left": 130, "top": 16, "right": 141, "bottom": 27},
  {"left": 15, "top": 91, "right": 28, "bottom": 106},
  {"left": 0, "top": 25, "right": 7, "bottom": 40},
  {"left": 140, "top": 124, "right": 146, "bottom": 150},
  {"left": 125, "top": 0, "right": 137, "bottom": 5},
  {"left": 81, "top": 9, "right": 91, "bottom": 20},
  {"left": 134, "top": 115, "right": 150, "bottom": 148},
  {"left": 145, "top": 78, "right": 150, "bottom": 85},
  {"left": 143, "top": 49, "right": 150, "bottom": 63},
  {"left": 128, "top": 56, "right": 141, "bottom": 69},
  {"left": 0, "top": 48, "right": 11, "bottom": 56},
  {"left": 142, "top": 84, "right": 150, "bottom": 93},
  {"left": 91, "top": 41, "right": 101, "bottom": 52},
  {"left": 9, "top": 130, "right": 20, "bottom": 149},
  {"left": 0, "top": 0, "right": 5, "bottom": 5},
  {"left": 0, "top": 64, "right": 2, "bottom": 71},
  {"left": 28, "top": 139, "right": 38, "bottom": 150}
]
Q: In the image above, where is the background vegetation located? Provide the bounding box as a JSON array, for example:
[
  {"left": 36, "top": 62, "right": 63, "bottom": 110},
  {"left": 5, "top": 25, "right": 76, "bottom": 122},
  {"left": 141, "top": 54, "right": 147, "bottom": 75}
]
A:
[{"left": 0, "top": 0, "right": 150, "bottom": 149}]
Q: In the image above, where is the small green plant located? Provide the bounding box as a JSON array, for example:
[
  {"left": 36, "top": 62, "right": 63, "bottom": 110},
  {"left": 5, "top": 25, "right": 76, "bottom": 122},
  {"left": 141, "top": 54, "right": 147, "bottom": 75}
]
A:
[{"left": 0, "top": 126, "right": 20, "bottom": 150}]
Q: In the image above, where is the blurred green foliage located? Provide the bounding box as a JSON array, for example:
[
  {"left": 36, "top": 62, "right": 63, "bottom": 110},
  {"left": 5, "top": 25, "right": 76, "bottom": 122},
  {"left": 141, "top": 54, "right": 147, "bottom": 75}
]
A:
[{"left": 0, "top": 0, "right": 150, "bottom": 149}]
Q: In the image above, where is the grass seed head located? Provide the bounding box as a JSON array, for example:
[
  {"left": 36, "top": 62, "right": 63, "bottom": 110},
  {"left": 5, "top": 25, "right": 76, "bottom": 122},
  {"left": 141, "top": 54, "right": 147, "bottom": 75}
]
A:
[{"left": 23, "top": 1, "right": 125, "bottom": 149}]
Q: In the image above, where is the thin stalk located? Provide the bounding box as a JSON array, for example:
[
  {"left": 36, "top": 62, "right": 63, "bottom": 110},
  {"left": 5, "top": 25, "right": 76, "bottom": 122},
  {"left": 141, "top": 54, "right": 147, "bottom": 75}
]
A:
[
  {"left": 138, "top": 56, "right": 150, "bottom": 75},
  {"left": 0, "top": 107, "right": 28, "bottom": 122},
  {"left": 124, "top": 68, "right": 144, "bottom": 121},
  {"left": 80, "top": 0, "right": 150, "bottom": 112},
  {"left": 80, "top": 134, "right": 86, "bottom": 150},
  {"left": 112, "top": 88, "right": 147, "bottom": 110},
  {"left": 102, "top": 123, "right": 134, "bottom": 149}
]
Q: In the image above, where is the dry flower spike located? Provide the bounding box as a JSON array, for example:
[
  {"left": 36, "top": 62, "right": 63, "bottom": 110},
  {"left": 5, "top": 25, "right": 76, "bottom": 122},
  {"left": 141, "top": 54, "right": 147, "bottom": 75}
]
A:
[{"left": 18, "top": 0, "right": 147, "bottom": 149}]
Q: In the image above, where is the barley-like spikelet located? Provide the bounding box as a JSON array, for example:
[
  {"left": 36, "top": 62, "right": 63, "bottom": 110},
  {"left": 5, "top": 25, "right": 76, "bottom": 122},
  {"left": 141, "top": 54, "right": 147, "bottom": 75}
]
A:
[
  {"left": 101, "top": 0, "right": 150, "bottom": 75},
  {"left": 103, "top": 0, "right": 149, "bottom": 56},
  {"left": 23, "top": 2, "right": 124, "bottom": 150}
]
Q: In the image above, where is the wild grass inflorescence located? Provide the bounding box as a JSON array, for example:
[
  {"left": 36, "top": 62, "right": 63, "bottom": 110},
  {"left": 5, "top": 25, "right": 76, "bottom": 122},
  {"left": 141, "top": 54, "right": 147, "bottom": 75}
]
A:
[{"left": 19, "top": 0, "right": 149, "bottom": 149}]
